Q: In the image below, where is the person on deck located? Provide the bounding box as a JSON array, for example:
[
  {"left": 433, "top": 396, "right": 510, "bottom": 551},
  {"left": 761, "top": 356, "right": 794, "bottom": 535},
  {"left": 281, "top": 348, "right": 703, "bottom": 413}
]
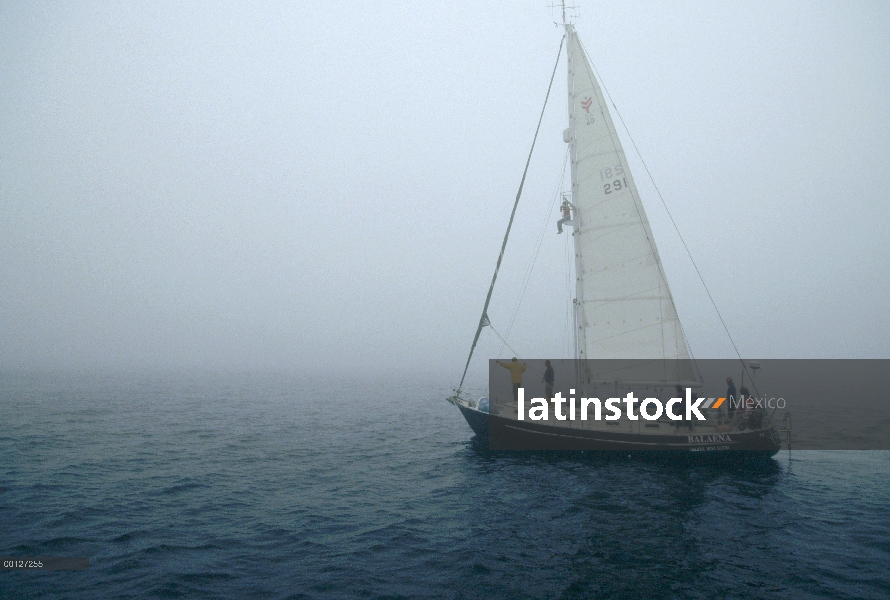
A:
[
  {"left": 496, "top": 357, "right": 527, "bottom": 403},
  {"left": 726, "top": 377, "right": 737, "bottom": 420},
  {"left": 738, "top": 386, "right": 755, "bottom": 428},
  {"left": 542, "top": 360, "right": 555, "bottom": 400},
  {"left": 744, "top": 385, "right": 764, "bottom": 430},
  {"left": 557, "top": 200, "right": 572, "bottom": 234}
]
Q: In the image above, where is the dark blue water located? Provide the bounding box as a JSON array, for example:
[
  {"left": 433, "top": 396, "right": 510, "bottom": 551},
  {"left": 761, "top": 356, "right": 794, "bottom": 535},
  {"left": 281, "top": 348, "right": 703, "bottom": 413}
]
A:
[{"left": 2, "top": 373, "right": 889, "bottom": 599}]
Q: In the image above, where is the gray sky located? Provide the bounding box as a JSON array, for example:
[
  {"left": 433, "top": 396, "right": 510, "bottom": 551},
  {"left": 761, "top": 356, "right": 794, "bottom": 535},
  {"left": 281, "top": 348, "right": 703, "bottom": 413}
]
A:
[{"left": 2, "top": 1, "right": 888, "bottom": 381}]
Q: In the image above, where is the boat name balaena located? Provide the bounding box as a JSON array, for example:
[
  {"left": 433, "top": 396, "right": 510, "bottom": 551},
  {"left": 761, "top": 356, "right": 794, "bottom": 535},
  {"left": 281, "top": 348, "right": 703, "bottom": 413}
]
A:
[{"left": 688, "top": 434, "right": 732, "bottom": 444}]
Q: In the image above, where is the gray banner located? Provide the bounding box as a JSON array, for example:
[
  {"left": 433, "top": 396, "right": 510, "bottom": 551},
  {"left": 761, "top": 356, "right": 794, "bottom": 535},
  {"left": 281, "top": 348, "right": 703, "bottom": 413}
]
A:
[{"left": 486, "top": 359, "right": 890, "bottom": 450}]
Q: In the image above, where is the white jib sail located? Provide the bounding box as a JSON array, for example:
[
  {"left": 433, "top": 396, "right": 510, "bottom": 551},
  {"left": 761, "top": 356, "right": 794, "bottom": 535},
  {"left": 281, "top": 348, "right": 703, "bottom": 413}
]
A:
[{"left": 566, "top": 25, "right": 694, "bottom": 380}]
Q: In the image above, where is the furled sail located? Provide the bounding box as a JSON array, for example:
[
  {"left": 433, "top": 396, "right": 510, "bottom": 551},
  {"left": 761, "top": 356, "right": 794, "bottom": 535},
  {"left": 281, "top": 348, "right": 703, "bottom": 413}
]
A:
[{"left": 565, "top": 25, "right": 695, "bottom": 383}]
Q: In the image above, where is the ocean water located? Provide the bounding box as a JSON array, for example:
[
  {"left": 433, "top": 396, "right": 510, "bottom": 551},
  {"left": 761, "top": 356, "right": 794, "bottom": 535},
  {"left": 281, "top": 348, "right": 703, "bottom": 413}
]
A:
[{"left": 1, "top": 373, "right": 889, "bottom": 599}]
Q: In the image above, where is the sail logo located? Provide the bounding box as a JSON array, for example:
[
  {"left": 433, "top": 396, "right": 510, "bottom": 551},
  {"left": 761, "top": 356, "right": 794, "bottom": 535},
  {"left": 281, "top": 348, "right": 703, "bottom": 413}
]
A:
[{"left": 580, "top": 96, "right": 594, "bottom": 125}]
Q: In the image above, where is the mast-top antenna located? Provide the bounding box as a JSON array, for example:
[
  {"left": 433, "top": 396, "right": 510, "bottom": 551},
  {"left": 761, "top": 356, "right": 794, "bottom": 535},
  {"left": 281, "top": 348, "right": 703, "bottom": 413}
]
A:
[{"left": 549, "top": 1, "right": 578, "bottom": 26}]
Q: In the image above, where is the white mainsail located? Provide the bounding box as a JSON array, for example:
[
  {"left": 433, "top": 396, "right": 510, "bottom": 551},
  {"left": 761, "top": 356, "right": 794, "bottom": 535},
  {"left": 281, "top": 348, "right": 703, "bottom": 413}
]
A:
[{"left": 565, "top": 25, "right": 695, "bottom": 383}]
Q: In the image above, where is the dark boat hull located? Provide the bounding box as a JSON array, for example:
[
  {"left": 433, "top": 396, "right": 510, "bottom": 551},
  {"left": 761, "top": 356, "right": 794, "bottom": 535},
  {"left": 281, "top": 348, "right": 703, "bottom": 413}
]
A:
[{"left": 455, "top": 403, "right": 780, "bottom": 455}]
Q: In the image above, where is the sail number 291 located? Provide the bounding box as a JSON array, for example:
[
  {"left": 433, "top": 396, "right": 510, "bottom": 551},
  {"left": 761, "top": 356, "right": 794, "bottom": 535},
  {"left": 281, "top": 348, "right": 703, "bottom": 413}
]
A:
[
  {"left": 604, "top": 178, "right": 628, "bottom": 195},
  {"left": 600, "top": 165, "right": 627, "bottom": 195}
]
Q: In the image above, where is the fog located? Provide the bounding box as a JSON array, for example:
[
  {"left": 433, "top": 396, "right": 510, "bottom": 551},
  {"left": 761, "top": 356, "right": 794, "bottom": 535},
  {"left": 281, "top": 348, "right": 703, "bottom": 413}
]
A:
[{"left": 2, "top": 2, "right": 888, "bottom": 383}]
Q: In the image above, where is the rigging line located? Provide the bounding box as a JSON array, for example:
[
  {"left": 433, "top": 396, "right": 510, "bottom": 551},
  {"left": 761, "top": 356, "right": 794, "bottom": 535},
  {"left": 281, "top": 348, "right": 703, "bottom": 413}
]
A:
[
  {"left": 580, "top": 44, "right": 759, "bottom": 392},
  {"left": 488, "top": 321, "right": 522, "bottom": 360},
  {"left": 561, "top": 247, "right": 565, "bottom": 355},
  {"left": 559, "top": 174, "right": 575, "bottom": 364},
  {"left": 457, "top": 35, "right": 566, "bottom": 391},
  {"left": 496, "top": 188, "right": 560, "bottom": 357},
  {"left": 498, "top": 152, "right": 566, "bottom": 354},
  {"left": 563, "top": 156, "right": 574, "bottom": 358},
  {"left": 497, "top": 147, "right": 570, "bottom": 356},
  {"left": 565, "top": 218, "right": 573, "bottom": 358}
]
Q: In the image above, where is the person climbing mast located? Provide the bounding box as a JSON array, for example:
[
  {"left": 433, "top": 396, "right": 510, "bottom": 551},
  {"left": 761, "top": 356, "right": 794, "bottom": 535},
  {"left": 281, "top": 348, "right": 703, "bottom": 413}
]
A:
[{"left": 557, "top": 198, "right": 573, "bottom": 234}]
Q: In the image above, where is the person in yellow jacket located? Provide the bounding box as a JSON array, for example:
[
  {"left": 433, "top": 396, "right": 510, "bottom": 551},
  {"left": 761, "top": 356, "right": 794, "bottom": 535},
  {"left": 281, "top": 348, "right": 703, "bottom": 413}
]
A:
[{"left": 496, "top": 357, "right": 527, "bottom": 403}]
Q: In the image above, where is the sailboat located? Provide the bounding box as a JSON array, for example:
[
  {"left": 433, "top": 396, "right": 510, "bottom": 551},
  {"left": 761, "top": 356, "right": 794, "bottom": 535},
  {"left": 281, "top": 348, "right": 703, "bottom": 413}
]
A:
[{"left": 447, "top": 15, "right": 781, "bottom": 455}]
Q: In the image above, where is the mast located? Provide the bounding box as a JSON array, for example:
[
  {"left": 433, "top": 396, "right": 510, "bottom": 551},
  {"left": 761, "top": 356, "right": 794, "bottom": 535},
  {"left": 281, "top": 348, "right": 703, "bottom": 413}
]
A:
[
  {"left": 566, "top": 22, "right": 586, "bottom": 362},
  {"left": 556, "top": 2, "right": 585, "bottom": 362}
]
